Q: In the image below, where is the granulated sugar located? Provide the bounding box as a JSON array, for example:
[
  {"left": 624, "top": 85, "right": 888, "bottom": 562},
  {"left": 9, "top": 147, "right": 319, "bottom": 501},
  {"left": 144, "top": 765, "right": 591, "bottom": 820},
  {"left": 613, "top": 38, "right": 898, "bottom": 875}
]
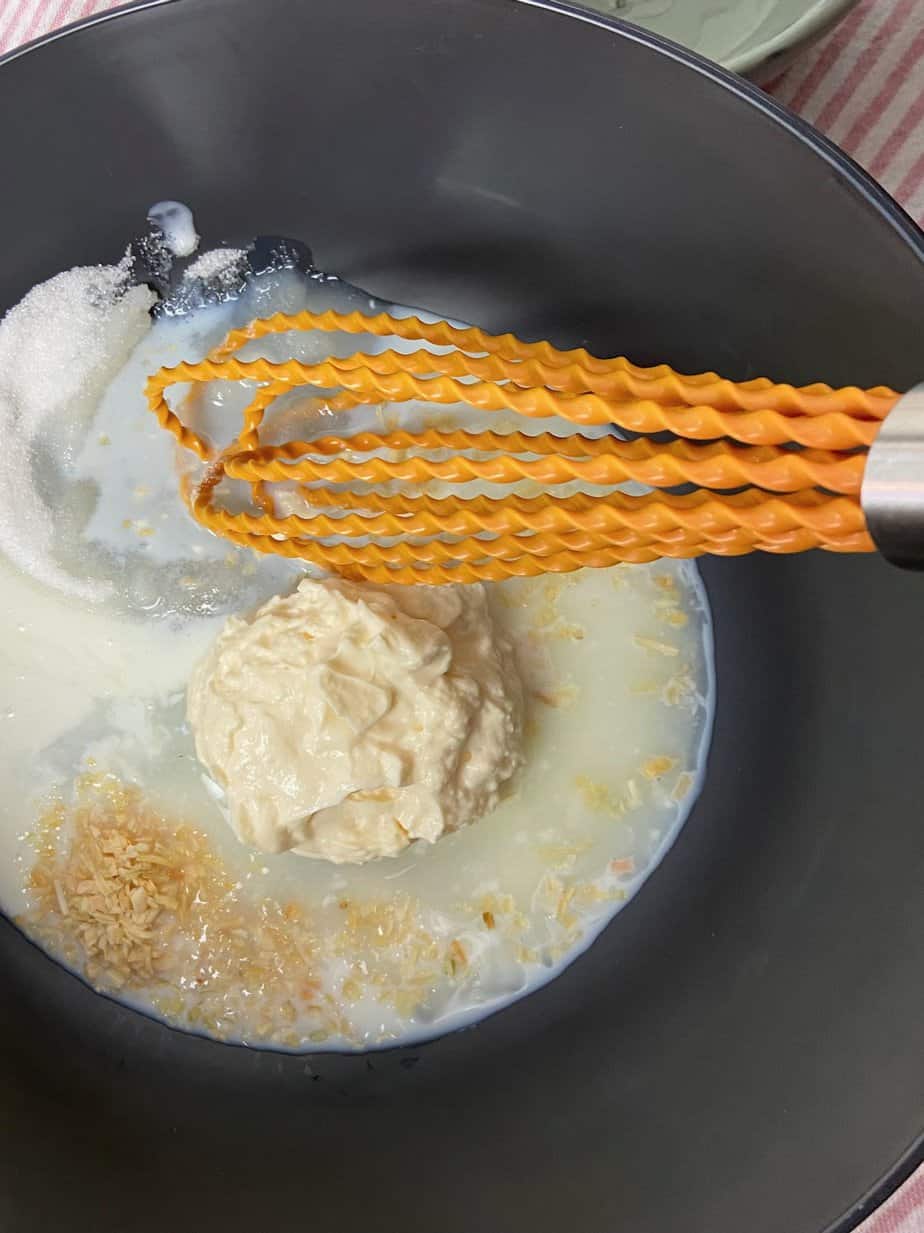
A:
[
  {"left": 0, "top": 256, "right": 156, "bottom": 599},
  {"left": 184, "top": 247, "right": 247, "bottom": 285}
]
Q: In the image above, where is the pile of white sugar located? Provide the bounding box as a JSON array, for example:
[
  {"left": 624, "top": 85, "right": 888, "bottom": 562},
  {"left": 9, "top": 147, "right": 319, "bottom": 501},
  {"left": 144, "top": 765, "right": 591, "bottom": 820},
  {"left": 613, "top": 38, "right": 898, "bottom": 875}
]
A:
[
  {"left": 184, "top": 247, "right": 246, "bottom": 285},
  {"left": 0, "top": 258, "right": 156, "bottom": 600}
]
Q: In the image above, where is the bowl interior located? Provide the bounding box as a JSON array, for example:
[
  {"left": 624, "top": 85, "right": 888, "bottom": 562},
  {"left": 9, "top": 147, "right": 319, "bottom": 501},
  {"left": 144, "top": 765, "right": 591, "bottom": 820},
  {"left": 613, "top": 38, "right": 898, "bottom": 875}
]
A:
[{"left": 1, "top": 3, "right": 924, "bottom": 1232}]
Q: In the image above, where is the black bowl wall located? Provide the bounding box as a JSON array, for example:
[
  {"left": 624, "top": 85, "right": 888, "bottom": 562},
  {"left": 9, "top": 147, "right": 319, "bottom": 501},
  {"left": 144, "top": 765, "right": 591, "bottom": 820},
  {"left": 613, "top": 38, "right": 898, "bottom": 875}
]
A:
[{"left": 1, "top": 3, "right": 923, "bottom": 1232}]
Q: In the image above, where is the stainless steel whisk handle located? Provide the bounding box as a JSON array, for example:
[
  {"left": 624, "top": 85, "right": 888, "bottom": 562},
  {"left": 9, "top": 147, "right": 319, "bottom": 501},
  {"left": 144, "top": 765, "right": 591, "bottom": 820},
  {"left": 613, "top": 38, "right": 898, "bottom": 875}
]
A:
[{"left": 861, "top": 383, "right": 924, "bottom": 570}]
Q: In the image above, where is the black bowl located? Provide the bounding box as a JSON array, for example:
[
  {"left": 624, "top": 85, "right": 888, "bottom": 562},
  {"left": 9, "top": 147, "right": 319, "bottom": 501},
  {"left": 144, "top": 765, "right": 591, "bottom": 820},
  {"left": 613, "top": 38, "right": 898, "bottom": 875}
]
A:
[{"left": 1, "top": 3, "right": 923, "bottom": 1231}]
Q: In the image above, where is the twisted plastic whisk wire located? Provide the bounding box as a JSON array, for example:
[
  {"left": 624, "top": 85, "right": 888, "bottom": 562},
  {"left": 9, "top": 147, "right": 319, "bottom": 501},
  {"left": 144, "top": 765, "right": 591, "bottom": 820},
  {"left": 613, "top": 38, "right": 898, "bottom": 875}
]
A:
[{"left": 144, "top": 309, "right": 896, "bottom": 583}]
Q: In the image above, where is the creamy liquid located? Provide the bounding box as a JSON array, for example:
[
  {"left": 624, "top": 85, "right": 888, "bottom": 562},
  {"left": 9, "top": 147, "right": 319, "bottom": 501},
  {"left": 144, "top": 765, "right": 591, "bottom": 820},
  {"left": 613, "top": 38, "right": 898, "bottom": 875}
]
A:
[{"left": 0, "top": 264, "right": 714, "bottom": 1050}]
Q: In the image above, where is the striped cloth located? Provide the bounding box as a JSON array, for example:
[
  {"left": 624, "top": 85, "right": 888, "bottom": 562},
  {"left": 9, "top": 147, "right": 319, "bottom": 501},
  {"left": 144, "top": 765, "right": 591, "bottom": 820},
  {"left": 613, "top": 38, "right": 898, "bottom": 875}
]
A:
[
  {"left": 0, "top": 1, "right": 922, "bottom": 1230},
  {"left": 765, "top": 0, "right": 924, "bottom": 225}
]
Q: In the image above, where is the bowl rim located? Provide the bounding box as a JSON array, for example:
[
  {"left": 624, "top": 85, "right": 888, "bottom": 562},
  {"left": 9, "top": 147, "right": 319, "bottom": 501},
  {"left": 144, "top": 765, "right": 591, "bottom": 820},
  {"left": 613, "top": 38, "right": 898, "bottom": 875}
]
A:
[
  {"left": 0, "top": 2, "right": 922, "bottom": 1231},
  {"left": 2, "top": 0, "right": 917, "bottom": 262}
]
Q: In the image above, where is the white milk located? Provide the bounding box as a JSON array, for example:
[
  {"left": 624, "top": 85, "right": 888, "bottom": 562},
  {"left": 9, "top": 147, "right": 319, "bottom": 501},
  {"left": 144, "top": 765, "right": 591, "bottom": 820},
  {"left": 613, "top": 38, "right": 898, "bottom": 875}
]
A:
[{"left": 0, "top": 261, "right": 714, "bottom": 1050}]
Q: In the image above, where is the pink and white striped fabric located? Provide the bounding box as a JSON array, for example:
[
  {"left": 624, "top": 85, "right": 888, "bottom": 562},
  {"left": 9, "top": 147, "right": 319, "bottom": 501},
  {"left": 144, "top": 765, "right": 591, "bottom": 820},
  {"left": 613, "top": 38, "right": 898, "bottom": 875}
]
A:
[
  {"left": 0, "top": 0, "right": 923, "bottom": 1229},
  {"left": 765, "top": 0, "right": 924, "bottom": 226},
  {"left": 0, "top": 0, "right": 98, "bottom": 52},
  {"left": 866, "top": 1169, "right": 924, "bottom": 1233}
]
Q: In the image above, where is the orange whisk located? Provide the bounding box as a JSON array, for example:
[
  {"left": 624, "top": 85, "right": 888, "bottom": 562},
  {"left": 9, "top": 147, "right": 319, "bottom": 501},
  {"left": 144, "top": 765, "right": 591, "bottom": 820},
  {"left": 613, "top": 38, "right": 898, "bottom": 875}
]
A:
[{"left": 144, "top": 310, "right": 904, "bottom": 585}]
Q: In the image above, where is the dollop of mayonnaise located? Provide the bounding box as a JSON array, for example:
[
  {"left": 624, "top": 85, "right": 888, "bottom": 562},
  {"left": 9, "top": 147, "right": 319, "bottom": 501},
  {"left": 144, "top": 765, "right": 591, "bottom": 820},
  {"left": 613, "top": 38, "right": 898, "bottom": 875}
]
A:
[{"left": 187, "top": 577, "right": 524, "bottom": 863}]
